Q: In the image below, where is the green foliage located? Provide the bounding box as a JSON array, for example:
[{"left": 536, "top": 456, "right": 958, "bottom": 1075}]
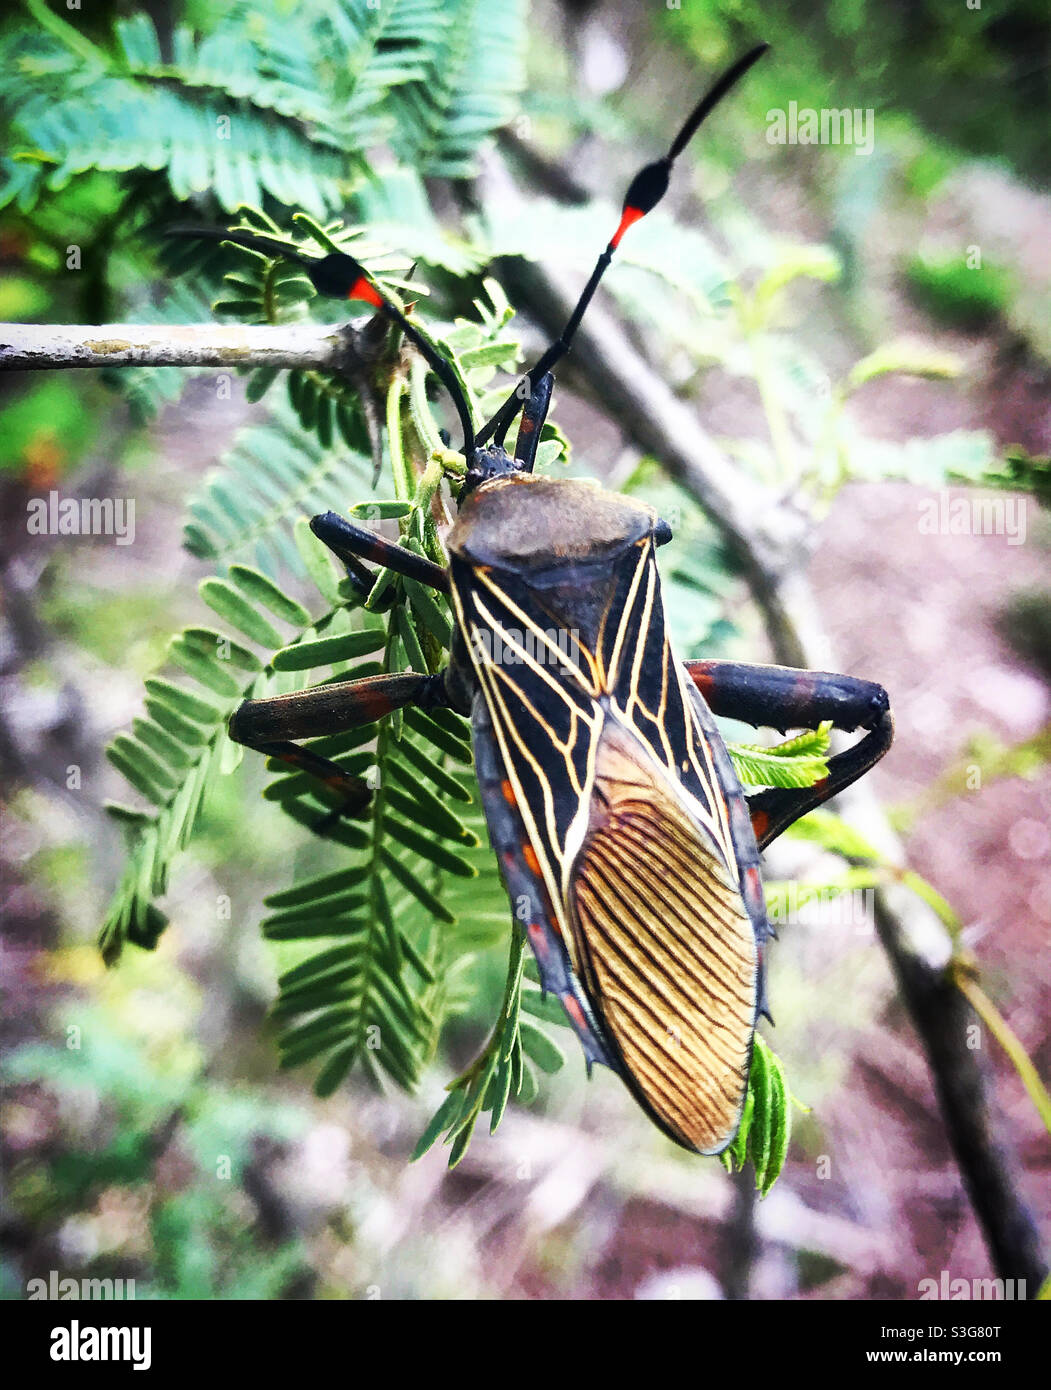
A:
[
  {"left": 0, "top": 375, "right": 97, "bottom": 474},
  {"left": 906, "top": 252, "right": 1014, "bottom": 330},
  {"left": 260, "top": 686, "right": 480, "bottom": 1097},
  {"left": 957, "top": 446, "right": 1051, "bottom": 511},
  {"left": 385, "top": 0, "right": 526, "bottom": 179},
  {"left": 3, "top": 1004, "right": 312, "bottom": 1299},
  {"left": 183, "top": 404, "right": 376, "bottom": 574},
  {"left": 2, "top": 0, "right": 528, "bottom": 415},
  {"left": 2, "top": 0, "right": 525, "bottom": 215},
  {"left": 721, "top": 1036, "right": 793, "bottom": 1197},
  {"left": 6, "top": 5, "right": 340, "bottom": 216},
  {"left": 721, "top": 248, "right": 1004, "bottom": 501},
  {"left": 728, "top": 723, "right": 831, "bottom": 791},
  {"left": 101, "top": 492, "right": 479, "bottom": 1098},
  {"left": 411, "top": 926, "right": 537, "bottom": 1166},
  {"left": 904, "top": 723, "right": 1051, "bottom": 822}
]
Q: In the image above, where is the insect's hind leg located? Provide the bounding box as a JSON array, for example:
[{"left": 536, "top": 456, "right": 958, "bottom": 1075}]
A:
[
  {"left": 684, "top": 660, "right": 893, "bottom": 850},
  {"left": 231, "top": 670, "right": 450, "bottom": 826},
  {"left": 310, "top": 512, "right": 450, "bottom": 601}
]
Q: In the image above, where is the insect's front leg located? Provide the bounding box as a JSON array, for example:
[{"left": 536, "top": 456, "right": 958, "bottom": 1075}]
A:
[
  {"left": 310, "top": 511, "right": 450, "bottom": 605},
  {"left": 230, "top": 670, "right": 451, "bottom": 825},
  {"left": 684, "top": 660, "right": 893, "bottom": 850}
]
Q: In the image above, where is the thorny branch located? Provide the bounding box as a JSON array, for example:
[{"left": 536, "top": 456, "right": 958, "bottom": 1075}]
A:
[{"left": 0, "top": 321, "right": 361, "bottom": 372}]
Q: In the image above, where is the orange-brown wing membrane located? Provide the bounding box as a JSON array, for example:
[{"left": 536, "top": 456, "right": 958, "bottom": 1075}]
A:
[{"left": 569, "top": 720, "right": 758, "bottom": 1154}]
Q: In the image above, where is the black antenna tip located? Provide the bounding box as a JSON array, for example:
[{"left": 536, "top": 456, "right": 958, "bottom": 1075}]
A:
[
  {"left": 621, "top": 160, "right": 671, "bottom": 218},
  {"left": 666, "top": 42, "right": 772, "bottom": 162}
]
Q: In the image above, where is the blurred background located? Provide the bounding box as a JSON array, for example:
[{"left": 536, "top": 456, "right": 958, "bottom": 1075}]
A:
[{"left": 1, "top": 0, "right": 1049, "bottom": 1300}]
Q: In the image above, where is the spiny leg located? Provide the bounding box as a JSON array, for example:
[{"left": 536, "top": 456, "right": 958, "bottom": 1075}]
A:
[
  {"left": 231, "top": 671, "right": 449, "bottom": 826},
  {"left": 511, "top": 372, "right": 554, "bottom": 473},
  {"left": 310, "top": 512, "right": 450, "bottom": 598},
  {"left": 684, "top": 660, "right": 893, "bottom": 850}
]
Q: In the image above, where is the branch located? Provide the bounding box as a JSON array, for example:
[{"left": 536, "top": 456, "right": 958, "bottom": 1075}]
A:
[
  {"left": 0, "top": 321, "right": 360, "bottom": 372},
  {"left": 873, "top": 882, "right": 1047, "bottom": 1287}
]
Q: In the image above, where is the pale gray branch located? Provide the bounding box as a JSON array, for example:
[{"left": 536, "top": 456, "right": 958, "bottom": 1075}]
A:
[{"left": 0, "top": 321, "right": 357, "bottom": 372}]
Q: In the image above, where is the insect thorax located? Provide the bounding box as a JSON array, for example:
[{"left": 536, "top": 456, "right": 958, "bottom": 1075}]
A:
[{"left": 448, "top": 474, "right": 659, "bottom": 576}]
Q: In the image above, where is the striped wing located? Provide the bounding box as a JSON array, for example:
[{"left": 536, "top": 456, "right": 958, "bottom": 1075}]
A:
[{"left": 569, "top": 719, "right": 757, "bottom": 1152}]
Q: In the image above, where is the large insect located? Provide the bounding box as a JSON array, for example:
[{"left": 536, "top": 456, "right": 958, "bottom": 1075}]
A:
[{"left": 176, "top": 45, "right": 892, "bottom": 1154}]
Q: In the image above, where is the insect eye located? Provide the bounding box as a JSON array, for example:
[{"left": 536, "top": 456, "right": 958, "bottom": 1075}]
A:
[{"left": 654, "top": 517, "right": 673, "bottom": 546}]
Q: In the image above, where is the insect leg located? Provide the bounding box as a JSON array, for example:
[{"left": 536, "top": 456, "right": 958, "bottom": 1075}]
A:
[
  {"left": 231, "top": 671, "right": 449, "bottom": 825},
  {"left": 310, "top": 512, "right": 450, "bottom": 599},
  {"left": 511, "top": 372, "right": 554, "bottom": 473},
  {"left": 684, "top": 660, "right": 893, "bottom": 849}
]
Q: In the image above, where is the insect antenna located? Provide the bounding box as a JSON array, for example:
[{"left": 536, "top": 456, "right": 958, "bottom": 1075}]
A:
[
  {"left": 476, "top": 41, "right": 769, "bottom": 449},
  {"left": 166, "top": 225, "right": 315, "bottom": 265},
  {"left": 165, "top": 227, "right": 477, "bottom": 456}
]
